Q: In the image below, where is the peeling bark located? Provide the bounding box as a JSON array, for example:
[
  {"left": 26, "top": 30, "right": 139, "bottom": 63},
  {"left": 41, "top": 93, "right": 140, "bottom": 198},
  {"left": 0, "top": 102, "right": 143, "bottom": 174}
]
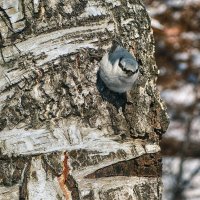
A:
[
  {"left": 0, "top": 0, "right": 169, "bottom": 199},
  {"left": 57, "top": 153, "right": 72, "bottom": 200}
]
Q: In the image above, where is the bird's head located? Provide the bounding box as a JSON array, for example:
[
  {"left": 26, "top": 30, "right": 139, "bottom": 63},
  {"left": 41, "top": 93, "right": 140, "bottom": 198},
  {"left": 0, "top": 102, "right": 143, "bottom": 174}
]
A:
[{"left": 118, "top": 57, "right": 139, "bottom": 76}]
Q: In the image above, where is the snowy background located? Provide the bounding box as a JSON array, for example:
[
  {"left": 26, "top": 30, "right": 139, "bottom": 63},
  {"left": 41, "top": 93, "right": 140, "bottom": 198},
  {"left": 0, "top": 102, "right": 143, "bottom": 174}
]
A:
[{"left": 145, "top": 0, "right": 200, "bottom": 199}]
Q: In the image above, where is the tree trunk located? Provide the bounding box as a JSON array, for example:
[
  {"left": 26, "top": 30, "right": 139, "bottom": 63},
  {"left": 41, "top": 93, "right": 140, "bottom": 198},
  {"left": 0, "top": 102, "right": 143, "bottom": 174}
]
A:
[{"left": 0, "top": 0, "right": 169, "bottom": 199}]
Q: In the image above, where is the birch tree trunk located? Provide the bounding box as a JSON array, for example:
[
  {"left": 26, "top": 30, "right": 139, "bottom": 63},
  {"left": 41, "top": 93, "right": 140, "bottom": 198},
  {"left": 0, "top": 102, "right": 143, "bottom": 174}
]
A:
[{"left": 0, "top": 0, "right": 169, "bottom": 199}]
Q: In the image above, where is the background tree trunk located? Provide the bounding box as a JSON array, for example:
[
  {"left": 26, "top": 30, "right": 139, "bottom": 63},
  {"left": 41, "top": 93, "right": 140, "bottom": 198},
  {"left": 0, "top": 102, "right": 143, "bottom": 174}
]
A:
[{"left": 0, "top": 0, "right": 169, "bottom": 199}]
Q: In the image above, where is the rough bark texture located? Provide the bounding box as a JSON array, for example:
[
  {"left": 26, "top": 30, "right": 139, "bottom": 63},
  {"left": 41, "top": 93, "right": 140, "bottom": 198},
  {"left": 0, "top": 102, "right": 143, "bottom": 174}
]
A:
[{"left": 0, "top": 0, "right": 169, "bottom": 199}]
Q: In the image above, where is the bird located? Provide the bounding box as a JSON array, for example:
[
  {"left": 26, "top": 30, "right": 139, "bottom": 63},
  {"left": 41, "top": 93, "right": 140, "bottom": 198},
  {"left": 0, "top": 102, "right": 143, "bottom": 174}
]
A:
[{"left": 99, "top": 45, "right": 139, "bottom": 93}]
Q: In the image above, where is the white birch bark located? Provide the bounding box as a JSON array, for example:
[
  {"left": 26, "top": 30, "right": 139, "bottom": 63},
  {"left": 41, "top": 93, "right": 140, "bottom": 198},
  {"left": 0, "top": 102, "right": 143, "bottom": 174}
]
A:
[{"left": 0, "top": 0, "right": 169, "bottom": 199}]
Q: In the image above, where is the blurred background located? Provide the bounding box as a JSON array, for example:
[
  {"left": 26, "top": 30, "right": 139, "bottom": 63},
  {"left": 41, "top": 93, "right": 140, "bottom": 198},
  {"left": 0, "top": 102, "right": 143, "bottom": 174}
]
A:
[{"left": 145, "top": 0, "right": 200, "bottom": 200}]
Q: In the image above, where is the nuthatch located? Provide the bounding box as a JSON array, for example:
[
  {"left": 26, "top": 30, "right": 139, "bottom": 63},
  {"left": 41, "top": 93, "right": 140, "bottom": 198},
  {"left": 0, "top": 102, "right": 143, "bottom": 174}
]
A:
[{"left": 99, "top": 45, "right": 139, "bottom": 93}]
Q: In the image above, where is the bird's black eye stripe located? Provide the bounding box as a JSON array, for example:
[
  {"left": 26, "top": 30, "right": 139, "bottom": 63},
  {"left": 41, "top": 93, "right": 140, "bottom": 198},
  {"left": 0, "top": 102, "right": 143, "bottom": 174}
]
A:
[
  {"left": 118, "top": 57, "right": 124, "bottom": 70},
  {"left": 119, "top": 62, "right": 124, "bottom": 70},
  {"left": 119, "top": 57, "right": 139, "bottom": 75},
  {"left": 133, "top": 68, "right": 139, "bottom": 74},
  {"left": 124, "top": 68, "right": 138, "bottom": 76}
]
